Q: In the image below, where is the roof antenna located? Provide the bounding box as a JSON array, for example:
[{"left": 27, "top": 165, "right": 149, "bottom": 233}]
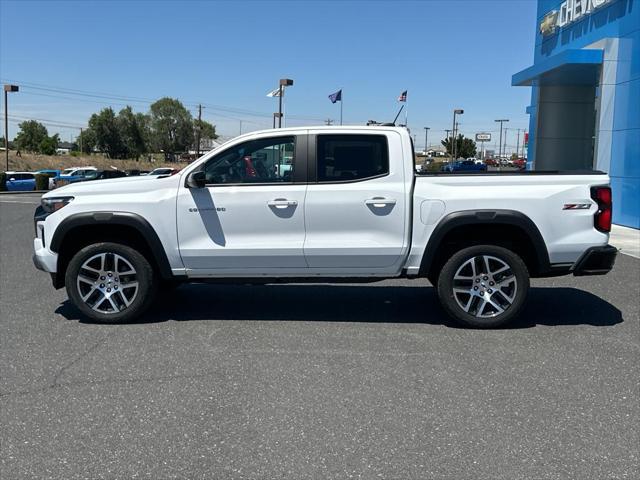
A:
[
  {"left": 391, "top": 105, "right": 405, "bottom": 126},
  {"left": 366, "top": 105, "right": 404, "bottom": 127}
]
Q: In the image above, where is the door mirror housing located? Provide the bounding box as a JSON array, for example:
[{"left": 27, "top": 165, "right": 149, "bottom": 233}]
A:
[{"left": 186, "top": 170, "right": 206, "bottom": 189}]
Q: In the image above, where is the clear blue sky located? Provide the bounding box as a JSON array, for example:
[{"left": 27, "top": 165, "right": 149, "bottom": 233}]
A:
[{"left": 0, "top": 0, "right": 538, "bottom": 151}]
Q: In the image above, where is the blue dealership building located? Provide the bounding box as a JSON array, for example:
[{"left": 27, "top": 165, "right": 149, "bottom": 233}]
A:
[{"left": 513, "top": 0, "right": 639, "bottom": 228}]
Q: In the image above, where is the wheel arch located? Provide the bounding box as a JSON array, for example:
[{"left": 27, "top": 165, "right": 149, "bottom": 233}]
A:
[
  {"left": 420, "top": 210, "right": 550, "bottom": 281},
  {"left": 50, "top": 212, "right": 173, "bottom": 288}
]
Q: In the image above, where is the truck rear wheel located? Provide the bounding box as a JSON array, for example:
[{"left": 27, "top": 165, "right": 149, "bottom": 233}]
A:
[
  {"left": 65, "top": 242, "right": 157, "bottom": 323},
  {"left": 436, "top": 245, "right": 529, "bottom": 328}
]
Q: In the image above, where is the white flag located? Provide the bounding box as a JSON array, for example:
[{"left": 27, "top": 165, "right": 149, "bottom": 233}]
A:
[{"left": 266, "top": 88, "right": 281, "bottom": 97}]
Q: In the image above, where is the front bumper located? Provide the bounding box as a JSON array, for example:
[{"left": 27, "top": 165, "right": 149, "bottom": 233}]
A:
[
  {"left": 32, "top": 237, "right": 58, "bottom": 273},
  {"left": 572, "top": 245, "right": 618, "bottom": 276}
]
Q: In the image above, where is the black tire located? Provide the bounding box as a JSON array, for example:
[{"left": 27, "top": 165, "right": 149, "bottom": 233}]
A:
[
  {"left": 437, "top": 245, "right": 529, "bottom": 328},
  {"left": 65, "top": 242, "right": 157, "bottom": 323}
]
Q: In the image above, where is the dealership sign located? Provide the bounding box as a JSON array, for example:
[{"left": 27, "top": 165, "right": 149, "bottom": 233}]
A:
[
  {"left": 475, "top": 133, "right": 491, "bottom": 142},
  {"left": 540, "top": 0, "right": 613, "bottom": 36}
]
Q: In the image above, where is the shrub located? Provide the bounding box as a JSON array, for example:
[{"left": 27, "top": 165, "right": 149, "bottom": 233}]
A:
[
  {"left": 35, "top": 173, "right": 49, "bottom": 190},
  {"left": 0, "top": 172, "right": 6, "bottom": 191}
]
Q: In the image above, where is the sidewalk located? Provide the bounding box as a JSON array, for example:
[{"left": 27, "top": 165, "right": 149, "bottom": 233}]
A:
[{"left": 610, "top": 224, "right": 640, "bottom": 259}]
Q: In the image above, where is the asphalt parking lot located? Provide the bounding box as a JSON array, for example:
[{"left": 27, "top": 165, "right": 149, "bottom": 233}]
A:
[{"left": 1, "top": 194, "right": 638, "bottom": 480}]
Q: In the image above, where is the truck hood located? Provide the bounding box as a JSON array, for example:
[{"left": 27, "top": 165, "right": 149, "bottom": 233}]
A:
[{"left": 43, "top": 174, "right": 181, "bottom": 198}]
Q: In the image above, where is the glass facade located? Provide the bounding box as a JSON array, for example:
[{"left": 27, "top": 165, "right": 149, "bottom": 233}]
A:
[{"left": 513, "top": 0, "right": 639, "bottom": 228}]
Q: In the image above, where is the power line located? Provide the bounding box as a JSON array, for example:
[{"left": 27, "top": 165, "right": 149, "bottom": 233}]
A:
[
  {"left": 1, "top": 78, "right": 325, "bottom": 122},
  {"left": 7, "top": 114, "right": 84, "bottom": 129}
]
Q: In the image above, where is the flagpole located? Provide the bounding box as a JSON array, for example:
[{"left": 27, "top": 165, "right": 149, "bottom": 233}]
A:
[{"left": 404, "top": 95, "right": 408, "bottom": 126}]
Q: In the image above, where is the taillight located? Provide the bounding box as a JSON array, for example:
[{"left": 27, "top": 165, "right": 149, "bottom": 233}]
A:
[{"left": 591, "top": 186, "right": 612, "bottom": 233}]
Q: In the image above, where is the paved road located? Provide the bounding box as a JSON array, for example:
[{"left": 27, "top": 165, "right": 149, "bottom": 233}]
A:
[{"left": 1, "top": 194, "right": 638, "bottom": 480}]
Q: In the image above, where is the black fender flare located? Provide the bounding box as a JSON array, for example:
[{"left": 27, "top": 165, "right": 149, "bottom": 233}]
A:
[
  {"left": 420, "top": 209, "right": 551, "bottom": 276},
  {"left": 50, "top": 211, "right": 174, "bottom": 280}
]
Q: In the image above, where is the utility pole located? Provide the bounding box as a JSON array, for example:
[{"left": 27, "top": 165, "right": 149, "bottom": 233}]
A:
[
  {"left": 239, "top": 120, "right": 243, "bottom": 135},
  {"left": 516, "top": 128, "right": 521, "bottom": 159},
  {"left": 195, "top": 104, "right": 202, "bottom": 157},
  {"left": 423, "top": 127, "right": 430, "bottom": 155},
  {"left": 79, "top": 127, "right": 83, "bottom": 155},
  {"left": 445, "top": 129, "right": 451, "bottom": 158},
  {"left": 494, "top": 119, "right": 509, "bottom": 160}
]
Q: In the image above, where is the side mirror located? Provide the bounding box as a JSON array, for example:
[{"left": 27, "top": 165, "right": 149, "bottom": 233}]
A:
[{"left": 186, "top": 170, "right": 206, "bottom": 189}]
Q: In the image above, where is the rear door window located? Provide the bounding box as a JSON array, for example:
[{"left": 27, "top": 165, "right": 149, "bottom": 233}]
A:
[{"left": 316, "top": 134, "right": 389, "bottom": 182}]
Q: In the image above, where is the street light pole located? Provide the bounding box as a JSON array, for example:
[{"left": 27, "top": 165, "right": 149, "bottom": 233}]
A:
[
  {"left": 423, "top": 127, "right": 430, "bottom": 155},
  {"left": 3, "top": 84, "right": 19, "bottom": 171},
  {"left": 451, "top": 109, "right": 463, "bottom": 162},
  {"left": 494, "top": 119, "right": 509, "bottom": 160},
  {"left": 277, "top": 78, "right": 294, "bottom": 128},
  {"left": 503, "top": 128, "right": 509, "bottom": 159}
]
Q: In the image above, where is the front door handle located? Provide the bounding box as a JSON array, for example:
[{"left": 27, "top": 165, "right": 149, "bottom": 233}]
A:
[
  {"left": 365, "top": 197, "right": 397, "bottom": 208},
  {"left": 268, "top": 198, "right": 298, "bottom": 209}
]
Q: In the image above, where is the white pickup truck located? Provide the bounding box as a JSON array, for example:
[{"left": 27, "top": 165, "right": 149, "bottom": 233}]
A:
[{"left": 33, "top": 126, "right": 617, "bottom": 327}]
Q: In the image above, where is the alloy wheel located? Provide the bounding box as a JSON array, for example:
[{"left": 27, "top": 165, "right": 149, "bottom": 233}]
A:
[
  {"left": 76, "top": 252, "right": 139, "bottom": 314},
  {"left": 452, "top": 255, "right": 517, "bottom": 318}
]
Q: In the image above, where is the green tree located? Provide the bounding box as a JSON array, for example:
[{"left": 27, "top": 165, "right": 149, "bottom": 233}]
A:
[
  {"left": 193, "top": 118, "right": 218, "bottom": 152},
  {"left": 441, "top": 134, "right": 477, "bottom": 159},
  {"left": 117, "top": 106, "right": 149, "bottom": 160},
  {"left": 194, "top": 119, "right": 218, "bottom": 140},
  {"left": 15, "top": 120, "right": 49, "bottom": 152},
  {"left": 39, "top": 133, "right": 60, "bottom": 155},
  {"left": 149, "top": 97, "right": 194, "bottom": 160},
  {"left": 89, "top": 107, "right": 127, "bottom": 158},
  {"left": 76, "top": 128, "right": 97, "bottom": 154}
]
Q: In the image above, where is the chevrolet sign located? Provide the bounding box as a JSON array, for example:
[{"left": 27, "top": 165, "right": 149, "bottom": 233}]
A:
[{"left": 540, "top": 0, "right": 612, "bottom": 36}]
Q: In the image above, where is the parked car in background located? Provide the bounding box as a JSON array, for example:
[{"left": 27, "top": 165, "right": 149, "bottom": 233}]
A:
[
  {"left": 74, "top": 169, "right": 128, "bottom": 182},
  {"left": 35, "top": 169, "right": 61, "bottom": 189},
  {"left": 4, "top": 171, "right": 36, "bottom": 191},
  {"left": 60, "top": 167, "right": 97, "bottom": 176},
  {"left": 441, "top": 160, "right": 487, "bottom": 172},
  {"left": 54, "top": 167, "right": 98, "bottom": 188},
  {"left": 126, "top": 169, "right": 152, "bottom": 176},
  {"left": 485, "top": 158, "right": 499, "bottom": 167},
  {"left": 148, "top": 167, "right": 179, "bottom": 176},
  {"left": 512, "top": 158, "right": 527, "bottom": 170}
]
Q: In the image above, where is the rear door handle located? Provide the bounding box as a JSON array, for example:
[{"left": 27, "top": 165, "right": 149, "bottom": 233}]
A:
[
  {"left": 268, "top": 198, "right": 298, "bottom": 209},
  {"left": 365, "top": 197, "right": 397, "bottom": 208}
]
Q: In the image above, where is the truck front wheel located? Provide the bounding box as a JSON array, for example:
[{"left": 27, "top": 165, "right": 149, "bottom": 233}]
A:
[
  {"left": 436, "top": 245, "right": 529, "bottom": 328},
  {"left": 65, "top": 242, "right": 157, "bottom": 323}
]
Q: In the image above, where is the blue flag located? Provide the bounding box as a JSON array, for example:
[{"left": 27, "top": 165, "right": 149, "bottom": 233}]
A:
[{"left": 328, "top": 89, "right": 342, "bottom": 103}]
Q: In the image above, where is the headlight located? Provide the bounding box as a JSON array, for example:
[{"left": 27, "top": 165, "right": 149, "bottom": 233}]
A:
[{"left": 41, "top": 196, "right": 74, "bottom": 213}]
